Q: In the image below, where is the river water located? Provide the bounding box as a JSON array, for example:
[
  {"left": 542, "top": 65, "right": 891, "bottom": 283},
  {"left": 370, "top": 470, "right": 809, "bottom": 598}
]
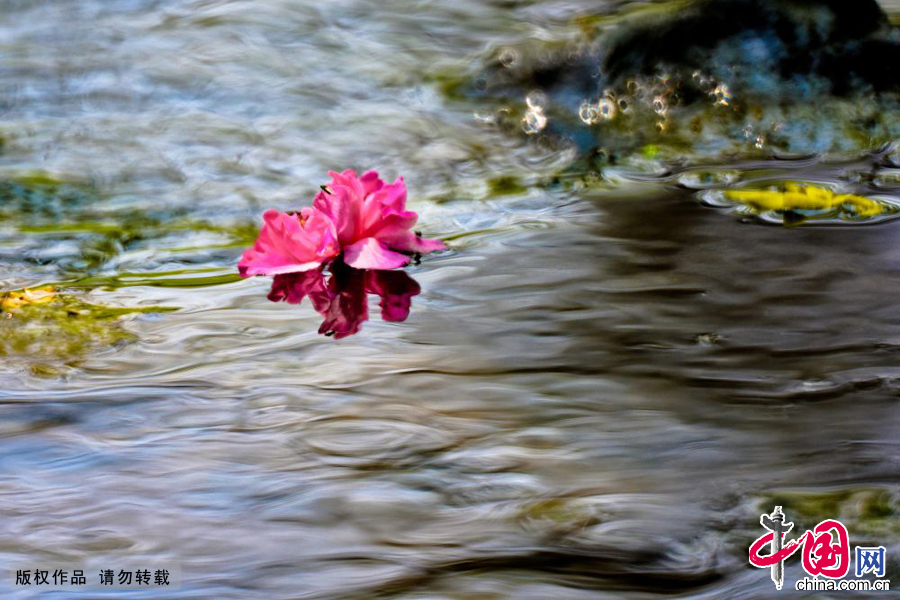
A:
[{"left": 1, "top": 1, "right": 899, "bottom": 598}]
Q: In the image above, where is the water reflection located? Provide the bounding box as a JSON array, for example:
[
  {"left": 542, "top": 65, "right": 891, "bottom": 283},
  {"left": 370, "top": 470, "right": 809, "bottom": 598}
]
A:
[{"left": 267, "top": 261, "right": 420, "bottom": 338}]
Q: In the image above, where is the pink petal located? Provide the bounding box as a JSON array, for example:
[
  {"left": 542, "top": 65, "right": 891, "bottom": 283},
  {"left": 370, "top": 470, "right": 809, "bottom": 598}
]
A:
[
  {"left": 326, "top": 170, "right": 367, "bottom": 210},
  {"left": 374, "top": 178, "right": 408, "bottom": 213},
  {"left": 328, "top": 169, "right": 359, "bottom": 186},
  {"left": 343, "top": 237, "right": 411, "bottom": 270},
  {"left": 361, "top": 208, "right": 418, "bottom": 243},
  {"left": 360, "top": 170, "right": 384, "bottom": 196},
  {"left": 239, "top": 259, "right": 324, "bottom": 277},
  {"left": 238, "top": 209, "right": 337, "bottom": 277},
  {"left": 314, "top": 186, "right": 360, "bottom": 245},
  {"left": 357, "top": 178, "right": 409, "bottom": 235},
  {"left": 407, "top": 235, "right": 447, "bottom": 254},
  {"left": 377, "top": 229, "right": 447, "bottom": 254}
]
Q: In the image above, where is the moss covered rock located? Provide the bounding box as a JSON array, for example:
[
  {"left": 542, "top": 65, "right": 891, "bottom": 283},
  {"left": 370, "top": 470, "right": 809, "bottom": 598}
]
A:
[{"left": 0, "top": 286, "right": 172, "bottom": 372}]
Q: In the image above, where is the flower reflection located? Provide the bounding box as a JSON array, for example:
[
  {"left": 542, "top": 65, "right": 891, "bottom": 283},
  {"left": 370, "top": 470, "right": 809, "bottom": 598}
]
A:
[{"left": 267, "top": 261, "right": 421, "bottom": 338}]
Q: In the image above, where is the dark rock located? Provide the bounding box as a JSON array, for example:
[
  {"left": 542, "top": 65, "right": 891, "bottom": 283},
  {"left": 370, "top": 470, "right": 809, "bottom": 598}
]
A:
[
  {"left": 472, "top": 0, "right": 900, "bottom": 107},
  {"left": 603, "top": 0, "right": 899, "bottom": 96},
  {"left": 459, "top": 0, "right": 900, "bottom": 159}
]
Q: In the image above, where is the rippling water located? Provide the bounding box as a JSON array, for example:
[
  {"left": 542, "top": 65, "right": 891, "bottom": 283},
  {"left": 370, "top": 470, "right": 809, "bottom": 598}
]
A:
[{"left": 1, "top": 1, "right": 899, "bottom": 598}]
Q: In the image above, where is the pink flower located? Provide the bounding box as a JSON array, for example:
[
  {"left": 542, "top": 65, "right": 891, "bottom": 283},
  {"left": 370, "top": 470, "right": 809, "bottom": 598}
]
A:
[{"left": 238, "top": 169, "right": 445, "bottom": 276}]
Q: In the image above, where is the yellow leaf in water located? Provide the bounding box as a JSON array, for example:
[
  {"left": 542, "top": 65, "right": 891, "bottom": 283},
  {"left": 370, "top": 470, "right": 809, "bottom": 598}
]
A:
[
  {"left": 834, "top": 194, "right": 882, "bottom": 217},
  {"left": 725, "top": 184, "right": 887, "bottom": 218},
  {"left": 725, "top": 189, "right": 786, "bottom": 211},
  {"left": 0, "top": 286, "right": 56, "bottom": 312}
]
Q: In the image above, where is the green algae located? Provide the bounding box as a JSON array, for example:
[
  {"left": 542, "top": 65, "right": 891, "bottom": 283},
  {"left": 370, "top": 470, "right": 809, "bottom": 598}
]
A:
[
  {"left": 515, "top": 497, "right": 601, "bottom": 535},
  {"left": 573, "top": 0, "right": 694, "bottom": 37},
  {"left": 760, "top": 489, "right": 900, "bottom": 536},
  {"left": 0, "top": 171, "right": 100, "bottom": 220},
  {"left": 18, "top": 211, "right": 256, "bottom": 276},
  {"left": 1, "top": 170, "right": 258, "bottom": 275},
  {"left": 487, "top": 175, "right": 528, "bottom": 196},
  {"left": 0, "top": 288, "right": 175, "bottom": 368},
  {"left": 68, "top": 268, "right": 244, "bottom": 290}
]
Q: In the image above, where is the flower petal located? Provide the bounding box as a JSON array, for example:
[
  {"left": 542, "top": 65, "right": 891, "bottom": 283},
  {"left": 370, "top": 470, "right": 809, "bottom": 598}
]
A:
[
  {"left": 343, "top": 237, "right": 411, "bottom": 270},
  {"left": 377, "top": 229, "right": 447, "bottom": 254},
  {"left": 378, "top": 177, "right": 408, "bottom": 212},
  {"left": 314, "top": 185, "right": 360, "bottom": 245},
  {"left": 359, "top": 170, "right": 384, "bottom": 196},
  {"left": 238, "top": 209, "right": 336, "bottom": 277},
  {"left": 357, "top": 178, "right": 409, "bottom": 235}
]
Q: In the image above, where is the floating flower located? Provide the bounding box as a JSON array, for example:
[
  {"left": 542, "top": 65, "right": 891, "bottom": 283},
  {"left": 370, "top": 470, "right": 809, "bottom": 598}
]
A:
[{"left": 238, "top": 170, "right": 445, "bottom": 276}]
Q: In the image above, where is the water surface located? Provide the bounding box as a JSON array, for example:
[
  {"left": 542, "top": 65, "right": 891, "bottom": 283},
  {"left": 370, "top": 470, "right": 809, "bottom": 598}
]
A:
[{"left": 1, "top": 1, "right": 899, "bottom": 598}]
